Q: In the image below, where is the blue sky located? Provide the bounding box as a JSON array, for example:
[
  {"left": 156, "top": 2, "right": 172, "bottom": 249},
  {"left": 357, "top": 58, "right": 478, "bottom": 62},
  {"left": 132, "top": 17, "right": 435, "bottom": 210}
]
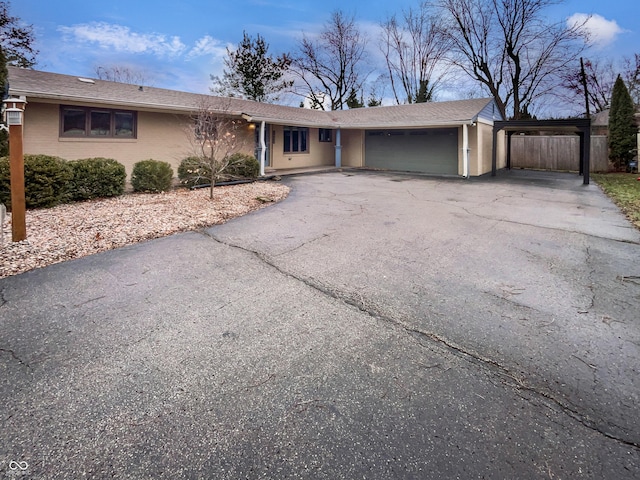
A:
[{"left": 12, "top": 0, "right": 640, "bottom": 105}]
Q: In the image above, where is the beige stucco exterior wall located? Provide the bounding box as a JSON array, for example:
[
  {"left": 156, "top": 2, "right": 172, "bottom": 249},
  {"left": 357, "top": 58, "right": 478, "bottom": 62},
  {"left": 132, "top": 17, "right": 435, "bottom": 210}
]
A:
[
  {"left": 269, "top": 125, "right": 336, "bottom": 169},
  {"left": 478, "top": 122, "right": 496, "bottom": 175},
  {"left": 465, "top": 122, "right": 502, "bottom": 176},
  {"left": 495, "top": 130, "right": 506, "bottom": 170},
  {"left": 22, "top": 101, "right": 254, "bottom": 176},
  {"left": 340, "top": 129, "right": 364, "bottom": 167},
  {"left": 466, "top": 124, "right": 479, "bottom": 176}
]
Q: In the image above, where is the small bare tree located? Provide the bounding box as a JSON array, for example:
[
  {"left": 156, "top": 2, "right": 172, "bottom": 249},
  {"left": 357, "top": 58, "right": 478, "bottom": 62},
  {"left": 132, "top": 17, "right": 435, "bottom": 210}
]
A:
[{"left": 186, "top": 100, "right": 250, "bottom": 199}]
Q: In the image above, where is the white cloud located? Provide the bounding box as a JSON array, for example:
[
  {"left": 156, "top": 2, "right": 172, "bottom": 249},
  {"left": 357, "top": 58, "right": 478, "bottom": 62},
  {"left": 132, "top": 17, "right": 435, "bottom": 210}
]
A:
[
  {"left": 58, "top": 22, "right": 186, "bottom": 57},
  {"left": 568, "top": 13, "right": 625, "bottom": 48},
  {"left": 187, "top": 35, "right": 229, "bottom": 60}
]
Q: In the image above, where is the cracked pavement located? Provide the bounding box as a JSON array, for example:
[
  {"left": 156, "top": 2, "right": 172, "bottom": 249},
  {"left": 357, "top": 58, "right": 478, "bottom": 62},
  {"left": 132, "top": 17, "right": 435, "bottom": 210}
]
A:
[{"left": 1, "top": 170, "right": 639, "bottom": 479}]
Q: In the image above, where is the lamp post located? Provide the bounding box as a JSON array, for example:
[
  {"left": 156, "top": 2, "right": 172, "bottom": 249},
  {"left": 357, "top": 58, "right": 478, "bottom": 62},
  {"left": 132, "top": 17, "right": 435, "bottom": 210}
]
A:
[{"left": 3, "top": 98, "right": 27, "bottom": 242}]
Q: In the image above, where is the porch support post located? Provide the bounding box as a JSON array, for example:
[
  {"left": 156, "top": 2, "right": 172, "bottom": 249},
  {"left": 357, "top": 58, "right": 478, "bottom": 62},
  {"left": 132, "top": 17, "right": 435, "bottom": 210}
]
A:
[
  {"left": 462, "top": 123, "right": 469, "bottom": 178},
  {"left": 335, "top": 128, "right": 342, "bottom": 167},
  {"left": 259, "top": 120, "right": 266, "bottom": 177}
]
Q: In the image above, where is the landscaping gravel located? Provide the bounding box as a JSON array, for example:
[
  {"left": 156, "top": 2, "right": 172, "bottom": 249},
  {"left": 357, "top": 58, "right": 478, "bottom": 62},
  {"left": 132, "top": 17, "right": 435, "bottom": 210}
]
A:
[{"left": 0, "top": 181, "right": 289, "bottom": 279}]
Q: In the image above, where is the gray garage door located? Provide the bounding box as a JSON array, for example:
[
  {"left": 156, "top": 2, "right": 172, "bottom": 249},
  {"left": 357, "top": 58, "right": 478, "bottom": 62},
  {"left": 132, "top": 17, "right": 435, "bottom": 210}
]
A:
[{"left": 365, "top": 128, "right": 458, "bottom": 175}]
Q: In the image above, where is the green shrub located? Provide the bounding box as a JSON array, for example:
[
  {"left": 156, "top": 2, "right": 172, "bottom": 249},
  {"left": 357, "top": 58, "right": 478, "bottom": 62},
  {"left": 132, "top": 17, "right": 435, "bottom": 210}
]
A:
[
  {"left": 0, "top": 154, "right": 73, "bottom": 210},
  {"left": 0, "top": 156, "right": 9, "bottom": 207},
  {"left": 177, "top": 156, "right": 211, "bottom": 188},
  {"left": 224, "top": 153, "right": 260, "bottom": 180},
  {"left": 131, "top": 159, "right": 174, "bottom": 193},
  {"left": 68, "top": 157, "right": 126, "bottom": 200}
]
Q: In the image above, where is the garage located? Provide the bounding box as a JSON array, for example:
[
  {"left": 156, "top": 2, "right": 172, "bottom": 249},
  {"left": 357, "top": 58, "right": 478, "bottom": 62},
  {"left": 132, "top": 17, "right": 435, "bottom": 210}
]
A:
[{"left": 365, "top": 128, "right": 459, "bottom": 175}]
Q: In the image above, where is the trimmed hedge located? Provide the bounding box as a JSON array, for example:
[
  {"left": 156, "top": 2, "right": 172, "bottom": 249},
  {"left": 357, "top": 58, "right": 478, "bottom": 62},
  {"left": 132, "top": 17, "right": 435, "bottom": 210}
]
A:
[
  {"left": 68, "top": 157, "right": 126, "bottom": 200},
  {"left": 0, "top": 154, "right": 73, "bottom": 210},
  {"left": 225, "top": 153, "right": 260, "bottom": 180},
  {"left": 177, "top": 153, "right": 259, "bottom": 188},
  {"left": 131, "top": 159, "right": 174, "bottom": 193}
]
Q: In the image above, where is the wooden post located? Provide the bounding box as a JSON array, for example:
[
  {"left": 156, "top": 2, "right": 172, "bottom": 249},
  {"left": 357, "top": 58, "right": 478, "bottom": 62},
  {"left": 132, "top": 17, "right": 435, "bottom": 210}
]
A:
[
  {"left": 4, "top": 99, "right": 27, "bottom": 242},
  {"left": 9, "top": 120, "right": 25, "bottom": 241}
]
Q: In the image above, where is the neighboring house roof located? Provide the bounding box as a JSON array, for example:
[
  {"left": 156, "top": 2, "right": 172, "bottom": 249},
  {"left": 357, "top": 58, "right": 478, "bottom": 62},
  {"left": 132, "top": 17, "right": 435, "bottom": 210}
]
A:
[
  {"left": 591, "top": 108, "right": 640, "bottom": 128},
  {"left": 7, "top": 66, "right": 500, "bottom": 129},
  {"left": 591, "top": 109, "right": 609, "bottom": 127}
]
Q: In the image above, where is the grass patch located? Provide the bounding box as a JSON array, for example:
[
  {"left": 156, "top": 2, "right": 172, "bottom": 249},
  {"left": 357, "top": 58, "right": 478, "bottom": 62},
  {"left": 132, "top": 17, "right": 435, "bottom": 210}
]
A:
[{"left": 592, "top": 173, "right": 640, "bottom": 230}]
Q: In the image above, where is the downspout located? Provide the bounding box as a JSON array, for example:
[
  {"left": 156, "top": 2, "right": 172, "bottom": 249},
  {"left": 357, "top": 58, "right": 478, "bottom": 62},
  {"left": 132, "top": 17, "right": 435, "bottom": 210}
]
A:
[
  {"left": 462, "top": 123, "right": 470, "bottom": 178},
  {"left": 259, "top": 120, "right": 266, "bottom": 177},
  {"left": 335, "top": 128, "right": 342, "bottom": 168}
]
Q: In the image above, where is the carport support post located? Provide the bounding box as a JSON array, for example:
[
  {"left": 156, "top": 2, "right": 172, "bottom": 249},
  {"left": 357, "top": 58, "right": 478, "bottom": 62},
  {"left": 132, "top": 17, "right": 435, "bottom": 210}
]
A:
[
  {"left": 580, "top": 128, "right": 591, "bottom": 185},
  {"left": 335, "top": 128, "right": 342, "bottom": 168},
  {"left": 506, "top": 132, "right": 513, "bottom": 170},
  {"left": 491, "top": 125, "right": 498, "bottom": 176}
]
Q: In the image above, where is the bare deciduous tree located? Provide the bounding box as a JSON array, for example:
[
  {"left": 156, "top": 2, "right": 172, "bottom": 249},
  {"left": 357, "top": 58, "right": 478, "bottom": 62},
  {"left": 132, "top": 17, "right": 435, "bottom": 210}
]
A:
[
  {"left": 380, "top": 2, "right": 450, "bottom": 104},
  {"left": 439, "top": 0, "right": 587, "bottom": 119},
  {"left": 294, "top": 11, "right": 368, "bottom": 110},
  {"left": 185, "top": 101, "right": 251, "bottom": 199},
  {"left": 96, "top": 65, "right": 152, "bottom": 86},
  {"left": 560, "top": 57, "right": 616, "bottom": 114},
  {"left": 622, "top": 53, "right": 640, "bottom": 107}
]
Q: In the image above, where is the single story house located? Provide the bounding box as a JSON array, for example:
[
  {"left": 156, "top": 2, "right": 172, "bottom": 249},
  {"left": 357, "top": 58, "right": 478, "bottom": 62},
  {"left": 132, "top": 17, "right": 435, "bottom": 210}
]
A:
[{"left": 6, "top": 66, "right": 506, "bottom": 178}]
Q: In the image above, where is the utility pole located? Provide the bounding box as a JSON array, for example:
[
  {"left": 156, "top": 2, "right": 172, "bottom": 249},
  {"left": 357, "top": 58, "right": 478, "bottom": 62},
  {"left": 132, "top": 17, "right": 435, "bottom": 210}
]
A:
[{"left": 580, "top": 58, "right": 591, "bottom": 119}]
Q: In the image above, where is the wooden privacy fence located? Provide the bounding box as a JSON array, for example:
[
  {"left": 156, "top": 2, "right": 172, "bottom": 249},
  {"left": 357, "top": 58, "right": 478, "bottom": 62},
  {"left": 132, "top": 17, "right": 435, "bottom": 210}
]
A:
[{"left": 510, "top": 135, "right": 610, "bottom": 172}]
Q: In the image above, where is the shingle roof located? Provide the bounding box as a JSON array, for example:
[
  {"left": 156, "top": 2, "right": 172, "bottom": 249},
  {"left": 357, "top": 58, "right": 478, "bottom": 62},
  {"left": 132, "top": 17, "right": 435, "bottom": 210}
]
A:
[{"left": 8, "top": 66, "right": 495, "bottom": 128}]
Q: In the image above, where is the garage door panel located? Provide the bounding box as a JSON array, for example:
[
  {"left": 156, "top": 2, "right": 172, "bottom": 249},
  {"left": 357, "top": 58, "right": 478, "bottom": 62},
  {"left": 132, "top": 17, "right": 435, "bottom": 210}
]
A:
[{"left": 365, "top": 128, "right": 458, "bottom": 175}]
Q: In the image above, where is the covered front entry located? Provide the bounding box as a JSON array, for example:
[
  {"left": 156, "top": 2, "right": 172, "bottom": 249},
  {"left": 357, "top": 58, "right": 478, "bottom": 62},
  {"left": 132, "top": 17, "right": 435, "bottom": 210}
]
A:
[{"left": 365, "top": 128, "right": 459, "bottom": 175}]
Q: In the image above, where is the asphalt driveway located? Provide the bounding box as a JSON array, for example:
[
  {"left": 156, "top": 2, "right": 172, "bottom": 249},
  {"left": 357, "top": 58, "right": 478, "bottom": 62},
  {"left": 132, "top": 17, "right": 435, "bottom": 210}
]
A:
[{"left": 1, "top": 170, "right": 639, "bottom": 479}]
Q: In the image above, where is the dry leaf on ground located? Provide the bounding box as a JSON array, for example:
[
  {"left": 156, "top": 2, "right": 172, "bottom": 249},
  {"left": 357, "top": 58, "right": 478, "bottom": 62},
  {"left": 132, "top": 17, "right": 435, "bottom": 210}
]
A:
[{"left": 0, "top": 181, "right": 289, "bottom": 279}]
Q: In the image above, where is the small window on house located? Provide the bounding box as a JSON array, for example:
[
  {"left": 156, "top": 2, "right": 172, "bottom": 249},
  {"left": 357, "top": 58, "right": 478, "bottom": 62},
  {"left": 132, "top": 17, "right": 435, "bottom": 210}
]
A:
[
  {"left": 115, "top": 112, "right": 135, "bottom": 137},
  {"left": 283, "top": 126, "right": 308, "bottom": 153},
  {"left": 62, "top": 108, "right": 87, "bottom": 136},
  {"left": 60, "top": 106, "right": 137, "bottom": 138},
  {"left": 90, "top": 110, "right": 111, "bottom": 136},
  {"left": 319, "top": 128, "right": 332, "bottom": 142}
]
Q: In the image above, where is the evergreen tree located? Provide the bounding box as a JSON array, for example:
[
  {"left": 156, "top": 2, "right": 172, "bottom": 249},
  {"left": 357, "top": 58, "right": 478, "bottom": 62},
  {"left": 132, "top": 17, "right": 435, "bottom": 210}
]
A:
[
  {"left": 367, "top": 95, "right": 382, "bottom": 107},
  {"left": 414, "top": 79, "right": 433, "bottom": 103},
  {"left": 211, "top": 32, "right": 292, "bottom": 103},
  {"left": 608, "top": 75, "right": 637, "bottom": 170},
  {"left": 346, "top": 87, "right": 364, "bottom": 109}
]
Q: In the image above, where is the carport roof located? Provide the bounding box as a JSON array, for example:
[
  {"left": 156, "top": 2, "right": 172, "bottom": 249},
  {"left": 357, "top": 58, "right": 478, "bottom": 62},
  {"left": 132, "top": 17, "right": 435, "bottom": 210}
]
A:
[
  {"left": 491, "top": 118, "right": 592, "bottom": 185},
  {"left": 8, "top": 66, "right": 497, "bottom": 129}
]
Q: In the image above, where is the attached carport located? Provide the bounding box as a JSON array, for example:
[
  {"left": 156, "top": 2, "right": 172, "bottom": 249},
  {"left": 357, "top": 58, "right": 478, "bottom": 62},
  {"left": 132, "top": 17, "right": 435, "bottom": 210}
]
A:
[
  {"left": 491, "top": 118, "right": 591, "bottom": 185},
  {"left": 364, "top": 128, "right": 459, "bottom": 175}
]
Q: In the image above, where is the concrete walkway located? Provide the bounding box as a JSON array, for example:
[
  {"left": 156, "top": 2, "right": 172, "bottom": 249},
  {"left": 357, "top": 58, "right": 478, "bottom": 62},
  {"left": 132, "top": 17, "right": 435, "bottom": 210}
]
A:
[{"left": 1, "top": 170, "right": 639, "bottom": 478}]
